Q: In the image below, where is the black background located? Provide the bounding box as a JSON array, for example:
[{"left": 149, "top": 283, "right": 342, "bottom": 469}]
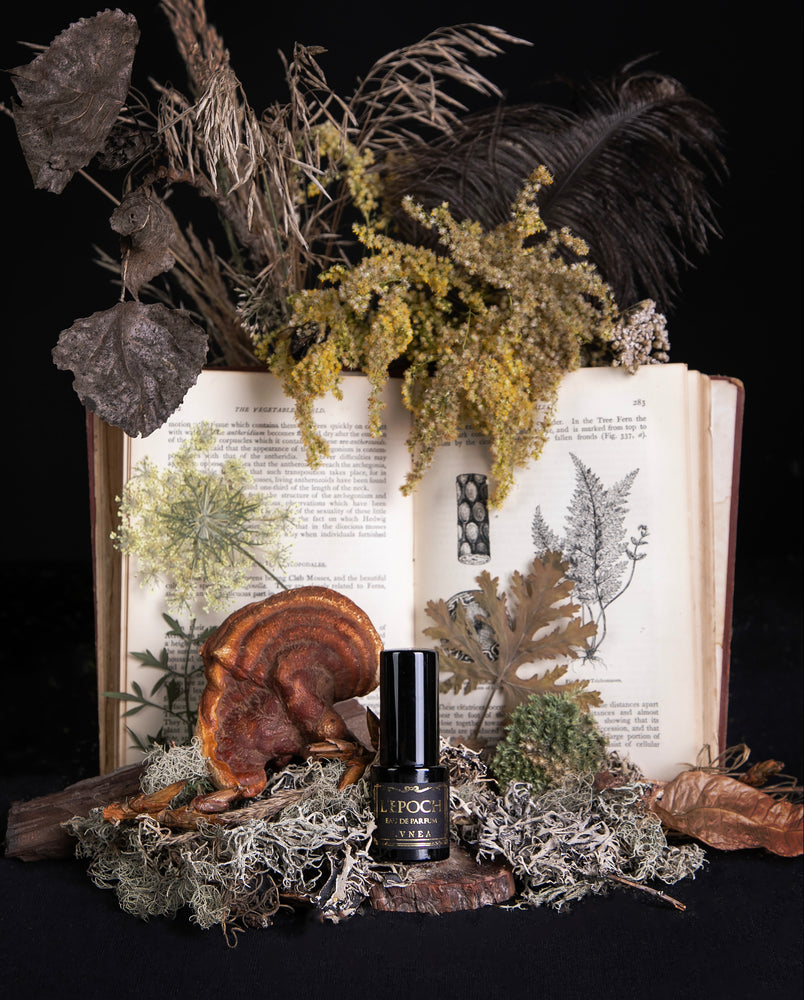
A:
[{"left": 1, "top": 3, "right": 801, "bottom": 997}]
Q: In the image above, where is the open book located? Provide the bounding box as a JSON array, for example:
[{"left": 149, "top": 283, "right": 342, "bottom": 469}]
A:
[{"left": 89, "top": 364, "right": 743, "bottom": 780}]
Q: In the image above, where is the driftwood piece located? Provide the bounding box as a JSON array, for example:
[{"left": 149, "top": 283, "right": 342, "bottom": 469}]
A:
[
  {"left": 4, "top": 763, "right": 145, "bottom": 861},
  {"left": 369, "top": 845, "right": 516, "bottom": 913}
]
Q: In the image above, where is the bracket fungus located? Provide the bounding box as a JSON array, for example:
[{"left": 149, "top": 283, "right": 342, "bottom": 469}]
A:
[
  {"left": 104, "top": 587, "right": 383, "bottom": 823},
  {"left": 195, "top": 586, "right": 382, "bottom": 807}
]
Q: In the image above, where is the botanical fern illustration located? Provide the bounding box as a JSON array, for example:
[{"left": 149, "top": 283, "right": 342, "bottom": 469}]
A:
[{"left": 531, "top": 454, "right": 648, "bottom": 661}]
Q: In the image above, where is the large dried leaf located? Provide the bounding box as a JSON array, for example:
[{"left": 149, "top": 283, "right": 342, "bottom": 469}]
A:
[
  {"left": 424, "top": 554, "right": 600, "bottom": 719},
  {"left": 52, "top": 301, "right": 208, "bottom": 437},
  {"left": 110, "top": 189, "right": 176, "bottom": 298},
  {"left": 10, "top": 11, "right": 139, "bottom": 193},
  {"left": 648, "top": 771, "right": 803, "bottom": 857}
]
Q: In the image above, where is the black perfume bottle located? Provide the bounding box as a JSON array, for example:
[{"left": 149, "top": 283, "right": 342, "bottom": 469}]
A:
[{"left": 371, "top": 648, "right": 450, "bottom": 862}]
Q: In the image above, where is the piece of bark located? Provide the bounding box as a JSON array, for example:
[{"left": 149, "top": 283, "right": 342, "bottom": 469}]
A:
[
  {"left": 5, "top": 763, "right": 145, "bottom": 861},
  {"left": 334, "top": 697, "right": 376, "bottom": 754},
  {"left": 369, "top": 845, "right": 516, "bottom": 913}
]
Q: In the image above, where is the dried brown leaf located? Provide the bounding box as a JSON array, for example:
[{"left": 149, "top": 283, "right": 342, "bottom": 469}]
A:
[
  {"left": 738, "top": 759, "right": 786, "bottom": 788},
  {"left": 648, "top": 771, "right": 804, "bottom": 857},
  {"left": 10, "top": 11, "right": 139, "bottom": 193},
  {"left": 111, "top": 190, "right": 176, "bottom": 298},
  {"left": 425, "top": 554, "right": 599, "bottom": 721},
  {"left": 52, "top": 301, "right": 207, "bottom": 437}
]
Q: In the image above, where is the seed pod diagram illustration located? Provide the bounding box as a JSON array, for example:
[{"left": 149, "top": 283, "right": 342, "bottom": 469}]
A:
[{"left": 456, "top": 473, "right": 490, "bottom": 564}]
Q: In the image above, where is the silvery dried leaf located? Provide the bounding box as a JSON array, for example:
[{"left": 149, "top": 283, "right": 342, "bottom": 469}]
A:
[
  {"left": 10, "top": 10, "right": 140, "bottom": 193},
  {"left": 111, "top": 190, "right": 176, "bottom": 298},
  {"left": 52, "top": 301, "right": 208, "bottom": 437}
]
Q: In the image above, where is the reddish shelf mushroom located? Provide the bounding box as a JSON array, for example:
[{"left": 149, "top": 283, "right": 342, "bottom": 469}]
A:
[
  {"left": 195, "top": 586, "right": 383, "bottom": 808},
  {"left": 103, "top": 586, "right": 383, "bottom": 824}
]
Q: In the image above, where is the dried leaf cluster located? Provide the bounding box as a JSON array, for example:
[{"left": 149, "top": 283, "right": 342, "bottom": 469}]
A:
[
  {"left": 104, "top": 615, "right": 215, "bottom": 752},
  {"left": 6, "top": 2, "right": 722, "bottom": 501},
  {"left": 9, "top": 10, "right": 139, "bottom": 194}
]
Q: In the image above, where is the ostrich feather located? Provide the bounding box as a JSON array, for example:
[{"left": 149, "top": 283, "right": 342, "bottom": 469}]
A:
[{"left": 384, "top": 68, "right": 726, "bottom": 310}]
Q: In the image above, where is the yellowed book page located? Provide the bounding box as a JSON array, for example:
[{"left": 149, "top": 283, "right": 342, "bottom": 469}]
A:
[
  {"left": 119, "top": 370, "right": 414, "bottom": 764},
  {"left": 687, "top": 373, "right": 717, "bottom": 759},
  {"left": 412, "top": 364, "right": 711, "bottom": 780},
  {"left": 709, "top": 376, "right": 742, "bottom": 747}
]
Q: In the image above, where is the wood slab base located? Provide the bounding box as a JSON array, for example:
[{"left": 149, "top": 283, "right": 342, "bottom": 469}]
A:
[{"left": 370, "top": 845, "right": 516, "bottom": 913}]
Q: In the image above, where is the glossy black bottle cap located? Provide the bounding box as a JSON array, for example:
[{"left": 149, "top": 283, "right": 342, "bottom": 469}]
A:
[{"left": 378, "top": 649, "right": 440, "bottom": 767}]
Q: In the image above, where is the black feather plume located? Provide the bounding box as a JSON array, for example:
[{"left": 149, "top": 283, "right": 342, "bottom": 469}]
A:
[{"left": 383, "top": 68, "right": 726, "bottom": 310}]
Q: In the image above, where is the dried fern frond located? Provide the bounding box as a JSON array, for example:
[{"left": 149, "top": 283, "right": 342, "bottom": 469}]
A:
[{"left": 385, "top": 66, "right": 726, "bottom": 310}]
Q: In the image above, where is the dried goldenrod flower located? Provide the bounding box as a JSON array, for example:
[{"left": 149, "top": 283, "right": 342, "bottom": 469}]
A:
[
  {"left": 312, "top": 122, "right": 384, "bottom": 220},
  {"left": 253, "top": 168, "right": 618, "bottom": 504}
]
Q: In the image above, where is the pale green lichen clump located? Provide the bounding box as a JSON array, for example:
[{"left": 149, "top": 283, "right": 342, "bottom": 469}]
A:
[
  {"left": 448, "top": 742, "right": 705, "bottom": 911},
  {"left": 251, "top": 167, "right": 618, "bottom": 504},
  {"left": 112, "top": 422, "right": 294, "bottom": 611},
  {"left": 464, "top": 772, "right": 706, "bottom": 910},
  {"left": 66, "top": 756, "right": 407, "bottom": 937}
]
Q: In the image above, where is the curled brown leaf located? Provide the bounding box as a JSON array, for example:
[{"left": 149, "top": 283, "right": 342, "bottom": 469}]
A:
[
  {"left": 111, "top": 189, "right": 176, "bottom": 298},
  {"left": 647, "top": 770, "right": 803, "bottom": 857},
  {"left": 738, "top": 759, "right": 786, "bottom": 788}
]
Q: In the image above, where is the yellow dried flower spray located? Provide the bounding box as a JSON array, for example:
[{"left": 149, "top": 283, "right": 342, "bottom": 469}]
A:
[{"left": 255, "top": 168, "right": 617, "bottom": 504}]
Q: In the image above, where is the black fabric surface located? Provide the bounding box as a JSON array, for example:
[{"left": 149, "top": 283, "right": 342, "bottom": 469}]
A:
[{"left": 1, "top": 2, "right": 801, "bottom": 998}]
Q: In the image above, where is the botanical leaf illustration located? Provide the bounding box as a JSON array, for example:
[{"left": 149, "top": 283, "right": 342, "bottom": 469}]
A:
[
  {"left": 110, "top": 189, "right": 176, "bottom": 298},
  {"left": 52, "top": 301, "right": 207, "bottom": 437},
  {"left": 10, "top": 11, "right": 140, "bottom": 193},
  {"left": 647, "top": 771, "right": 803, "bottom": 857},
  {"left": 424, "top": 554, "right": 599, "bottom": 739},
  {"left": 532, "top": 454, "right": 647, "bottom": 659},
  {"left": 105, "top": 614, "right": 216, "bottom": 752}
]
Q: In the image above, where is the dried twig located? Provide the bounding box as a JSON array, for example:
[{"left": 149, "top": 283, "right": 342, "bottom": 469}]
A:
[{"left": 606, "top": 874, "right": 686, "bottom": 912}]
